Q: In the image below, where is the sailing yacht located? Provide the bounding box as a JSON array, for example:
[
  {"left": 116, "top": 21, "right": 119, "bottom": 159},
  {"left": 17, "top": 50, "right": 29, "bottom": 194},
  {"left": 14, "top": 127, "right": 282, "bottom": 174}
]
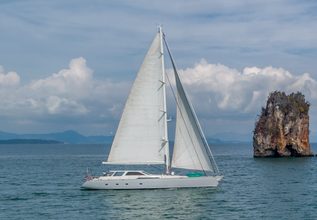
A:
[{"left": 82, "top": 27, "right": 223, "bottom": 189}]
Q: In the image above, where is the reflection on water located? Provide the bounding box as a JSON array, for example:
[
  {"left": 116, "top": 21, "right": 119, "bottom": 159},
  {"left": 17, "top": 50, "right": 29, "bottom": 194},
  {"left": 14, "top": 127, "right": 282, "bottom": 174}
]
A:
[{"left": 97, "top": 188, "right": 217, "bottom": 219}]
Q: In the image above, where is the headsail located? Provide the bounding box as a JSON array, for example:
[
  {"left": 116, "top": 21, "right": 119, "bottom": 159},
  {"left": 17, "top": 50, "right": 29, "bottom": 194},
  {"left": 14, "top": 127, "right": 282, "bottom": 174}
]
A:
[
  {"left": 164, "top": 37, "right": 219, "bottom": 173},
  {"left": 172, "top": 72, "right": 214, "bottom": 171},
  {"left": 105, "top": 30, "right": 168, "bottom": 165}
]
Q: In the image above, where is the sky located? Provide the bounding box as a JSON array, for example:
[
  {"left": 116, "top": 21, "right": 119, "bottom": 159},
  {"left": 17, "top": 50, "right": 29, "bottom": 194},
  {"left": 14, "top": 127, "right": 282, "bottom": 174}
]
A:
[{"left": 0, "top": 0, "right": 317, "bottom": 141}]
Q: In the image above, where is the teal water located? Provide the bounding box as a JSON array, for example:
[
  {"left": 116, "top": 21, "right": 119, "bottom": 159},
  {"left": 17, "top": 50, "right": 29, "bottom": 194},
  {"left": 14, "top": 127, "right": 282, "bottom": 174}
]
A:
[{"left": 0, "top": 143, "right": 317, "bottom": 219}]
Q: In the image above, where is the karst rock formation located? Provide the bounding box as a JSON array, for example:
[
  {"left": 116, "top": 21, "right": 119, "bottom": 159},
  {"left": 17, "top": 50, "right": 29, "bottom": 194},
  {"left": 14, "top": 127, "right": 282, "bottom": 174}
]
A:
[{"left": 253, "top": 91, "right": 313, "bottom": 157}]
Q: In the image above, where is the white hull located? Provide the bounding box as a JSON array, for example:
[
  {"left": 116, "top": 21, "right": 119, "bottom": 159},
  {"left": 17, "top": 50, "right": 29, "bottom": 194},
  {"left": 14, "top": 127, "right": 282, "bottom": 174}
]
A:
[{"left": 82, "top": 175, "right": 223, "bottom": 190}]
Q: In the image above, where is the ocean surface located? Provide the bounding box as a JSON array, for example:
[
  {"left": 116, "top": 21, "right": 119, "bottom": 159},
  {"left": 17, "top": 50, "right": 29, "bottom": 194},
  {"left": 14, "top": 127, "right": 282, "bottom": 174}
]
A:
[{"left": 1, "top": 143, "right": 317, "bottom": 219}]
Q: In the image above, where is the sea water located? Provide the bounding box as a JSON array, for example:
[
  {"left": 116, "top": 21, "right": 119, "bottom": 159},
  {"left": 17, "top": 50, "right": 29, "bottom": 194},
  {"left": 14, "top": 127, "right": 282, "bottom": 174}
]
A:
[{"left": 0, "top": 143, "right": 316, "bottom": 219}]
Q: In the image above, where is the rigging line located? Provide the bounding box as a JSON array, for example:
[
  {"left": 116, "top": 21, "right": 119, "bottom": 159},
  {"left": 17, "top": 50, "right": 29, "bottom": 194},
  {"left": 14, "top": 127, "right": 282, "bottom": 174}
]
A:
[
  {"left": 163, "top": 35, "right": 208, "bottom": 175},
  {"left": 163, "top": 34, "right": 220, "bottom": 175},
  {"left": 164, "top": 64, "right": 200, "bottom": 173},
  {"left": 163, "top": 34, "right": 219, "bottom": 175}
]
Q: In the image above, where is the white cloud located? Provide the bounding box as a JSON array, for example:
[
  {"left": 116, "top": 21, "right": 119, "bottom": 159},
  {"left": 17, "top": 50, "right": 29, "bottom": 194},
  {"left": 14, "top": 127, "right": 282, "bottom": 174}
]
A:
[
  {"left": 0, "top": 58, "right": 129, "bottom": 122},
  {"left": 0, "top": 66, "right": 20, "bottom": 86},
  {"left": 177, "top": 59, "right": 317, "bottom": 114},
  {"left": 21, "top": 57, "right": 94, "bottom": 116},
  {"left": 30, "top": 57, "right": 92, "bottom": 98},
  {"left": 45, "top": 96, "right": 88, "bottom": 115}
]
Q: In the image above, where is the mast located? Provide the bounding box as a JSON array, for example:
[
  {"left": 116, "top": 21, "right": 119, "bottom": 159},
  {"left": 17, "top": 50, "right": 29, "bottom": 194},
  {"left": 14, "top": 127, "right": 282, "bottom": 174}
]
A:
[{"left": 159, "top": 26, "right": 170, "bottom": 174}]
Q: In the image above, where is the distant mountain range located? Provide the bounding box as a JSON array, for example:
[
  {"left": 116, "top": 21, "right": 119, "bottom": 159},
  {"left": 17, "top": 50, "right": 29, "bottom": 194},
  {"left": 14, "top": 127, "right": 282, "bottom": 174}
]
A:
[
  {"left": 0, "top": 130, "right": 252, "bottom": 144},
  {"left": 0, "top": 130, "right": 113, "bottom": 144},
  {"left": 208, "top": 132, "right": 252, "bottom": 143},
  {"left": 0, "top": 139, "right": 62, "bottom": 144},
  {"left": 0, "top": 130, "right": 313, "bottom": 144}
]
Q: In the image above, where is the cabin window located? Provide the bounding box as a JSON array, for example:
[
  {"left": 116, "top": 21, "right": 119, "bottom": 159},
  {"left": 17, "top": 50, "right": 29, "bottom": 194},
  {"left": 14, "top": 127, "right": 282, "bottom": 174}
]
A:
[
  {"left": 113, "top": 172, "right": 125, "bottom": 176},
  {"left": 126, "top": 172, "right": 144, "bottom": 176},
  {"left": 103, "top": 171, "right": 114, "bottom": 176}
]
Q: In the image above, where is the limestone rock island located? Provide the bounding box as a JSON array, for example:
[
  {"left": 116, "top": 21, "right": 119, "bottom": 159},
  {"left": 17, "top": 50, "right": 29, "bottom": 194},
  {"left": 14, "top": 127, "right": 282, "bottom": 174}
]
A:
[{"left": 253, "top": 91, "right": 313, "bottom": 157}]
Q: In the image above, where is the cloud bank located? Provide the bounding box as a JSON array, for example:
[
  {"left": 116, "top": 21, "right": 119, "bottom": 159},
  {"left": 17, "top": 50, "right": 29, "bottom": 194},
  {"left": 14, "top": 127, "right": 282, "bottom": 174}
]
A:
[
  {"left": 0, "top": 58, "right": 129, "bottom": 134},
  {"left": 0, "top": 57, "right": 316, "bottom": 137},
  {"left": 177, "top": 60, "right": 317, "bottom": 116}
]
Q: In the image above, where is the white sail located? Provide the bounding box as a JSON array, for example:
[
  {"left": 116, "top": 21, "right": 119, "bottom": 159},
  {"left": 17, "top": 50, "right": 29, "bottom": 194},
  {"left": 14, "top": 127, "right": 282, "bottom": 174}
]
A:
[
  {"left": 105, "top": 31, "right": 168, "bottom": 164},
  {"left": 171, "top": 69, "right": 214, "bottom": 171}
]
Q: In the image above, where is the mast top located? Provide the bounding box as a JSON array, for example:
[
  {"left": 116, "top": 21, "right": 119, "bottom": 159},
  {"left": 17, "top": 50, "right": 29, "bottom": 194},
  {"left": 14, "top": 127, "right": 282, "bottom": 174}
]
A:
[{"left": 158, "top": 25, "right": 163, "bottom": 34}]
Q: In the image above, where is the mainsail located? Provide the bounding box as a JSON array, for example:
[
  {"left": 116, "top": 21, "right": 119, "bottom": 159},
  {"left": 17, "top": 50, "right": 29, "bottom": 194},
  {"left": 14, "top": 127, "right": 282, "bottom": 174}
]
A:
[{"left": 105, "top": 30, "right": 168, "bottom": 164}]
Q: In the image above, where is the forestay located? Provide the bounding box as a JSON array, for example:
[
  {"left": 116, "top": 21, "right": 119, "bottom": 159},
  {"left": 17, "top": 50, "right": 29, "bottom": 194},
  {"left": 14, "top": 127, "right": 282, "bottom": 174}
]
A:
[{"left": 105, "top": 32, "right": 167, "bottom": 164}]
